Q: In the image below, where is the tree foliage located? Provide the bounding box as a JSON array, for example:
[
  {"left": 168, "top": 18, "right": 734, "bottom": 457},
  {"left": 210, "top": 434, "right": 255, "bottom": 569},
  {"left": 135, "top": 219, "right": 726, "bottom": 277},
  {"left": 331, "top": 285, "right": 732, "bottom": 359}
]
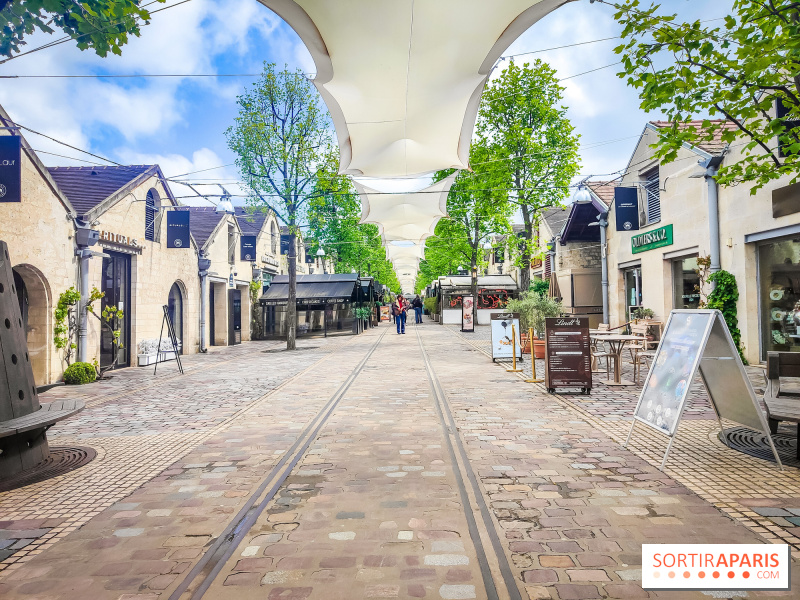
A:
[
  {"left": 0, "top": 0, "right": 163, "bottom": 59},
  {"left": 419, "top": 139, "right": 513, "bottom": 302},
  {"left": 613, "top": 0, "right": 800, "bottom": 192},
  {"left": 306, "top": 158, "right": 401, "bottom": 293},
  {"left": 478, "top": 59, "right": 581, "bottom": 290},
  {"left": 227, "top": 63, "right": 334, "bottom": 349}
]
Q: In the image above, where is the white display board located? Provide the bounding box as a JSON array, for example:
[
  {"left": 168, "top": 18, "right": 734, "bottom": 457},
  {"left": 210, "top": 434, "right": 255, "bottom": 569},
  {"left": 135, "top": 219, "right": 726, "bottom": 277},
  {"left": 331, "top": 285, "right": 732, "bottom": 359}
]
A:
[
  {"left": 626, "top": 309, "right": 782, "bottom": 470},
  {"left": 490, "top": 312, "right": 523, "bottom": 362}
]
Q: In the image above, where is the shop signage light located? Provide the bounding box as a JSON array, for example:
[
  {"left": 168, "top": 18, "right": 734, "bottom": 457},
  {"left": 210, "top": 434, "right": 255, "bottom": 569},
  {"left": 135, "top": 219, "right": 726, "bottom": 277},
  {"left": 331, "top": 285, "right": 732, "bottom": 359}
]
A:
[
  {"left": 0, "top": 135, "right": 21, "bottom": 203},
  {"left": 631, "top": 224, "right": 673, "bottom": 254}
]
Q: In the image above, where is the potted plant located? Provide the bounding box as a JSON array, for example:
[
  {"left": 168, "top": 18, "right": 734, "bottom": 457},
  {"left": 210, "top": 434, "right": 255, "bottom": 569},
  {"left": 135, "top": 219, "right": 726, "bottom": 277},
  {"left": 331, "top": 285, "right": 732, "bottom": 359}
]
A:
[
  {"left": 631, "top": 307, "right": 655, "bottom": 323},
  {"left": 507, "top": 292, "right": 563, "bottom": 358}
]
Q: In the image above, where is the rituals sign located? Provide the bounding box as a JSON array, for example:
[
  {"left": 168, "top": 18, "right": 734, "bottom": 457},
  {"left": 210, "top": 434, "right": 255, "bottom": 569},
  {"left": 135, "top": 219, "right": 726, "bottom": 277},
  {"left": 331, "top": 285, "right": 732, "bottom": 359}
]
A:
[{"left": 544, "top": 317, "right": 591, "bottom": 393}]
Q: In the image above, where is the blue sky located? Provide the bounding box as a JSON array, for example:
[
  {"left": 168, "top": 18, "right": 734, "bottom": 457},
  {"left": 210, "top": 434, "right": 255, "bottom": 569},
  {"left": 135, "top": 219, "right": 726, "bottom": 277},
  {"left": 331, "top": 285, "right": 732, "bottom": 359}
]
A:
[{"left": 0, "top": 0, "right": 729, "bottom": 205}]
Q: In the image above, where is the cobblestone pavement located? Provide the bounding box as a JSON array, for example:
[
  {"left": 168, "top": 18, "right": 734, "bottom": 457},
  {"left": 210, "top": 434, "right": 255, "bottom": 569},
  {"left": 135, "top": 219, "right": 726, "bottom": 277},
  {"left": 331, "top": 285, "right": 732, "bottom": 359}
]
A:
[{"left": 0, "top": 321, "right": 798, "bottom": 599}]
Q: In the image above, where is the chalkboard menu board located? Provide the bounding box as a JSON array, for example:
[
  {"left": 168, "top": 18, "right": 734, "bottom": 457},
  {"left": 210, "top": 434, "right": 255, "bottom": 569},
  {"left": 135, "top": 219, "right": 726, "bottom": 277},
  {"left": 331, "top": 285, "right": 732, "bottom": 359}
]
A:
[
  {"left": 634, "top": 311, "right": 713, "bottom": 435},
  {"left": 544, "top": 317, "right": 591, "bottom": 393}
]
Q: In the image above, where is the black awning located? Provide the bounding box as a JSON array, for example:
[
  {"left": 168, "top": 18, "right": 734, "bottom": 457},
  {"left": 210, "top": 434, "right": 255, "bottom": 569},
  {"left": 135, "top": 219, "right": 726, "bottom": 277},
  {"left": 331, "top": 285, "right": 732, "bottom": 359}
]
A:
[{"left": 259, "top": 274, "right": 359, "bottom": 305}]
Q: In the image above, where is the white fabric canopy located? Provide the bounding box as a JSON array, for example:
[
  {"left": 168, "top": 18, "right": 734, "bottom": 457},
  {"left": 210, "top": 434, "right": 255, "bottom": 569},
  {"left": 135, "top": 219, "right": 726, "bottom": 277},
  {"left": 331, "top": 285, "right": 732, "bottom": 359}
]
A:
[
  {"left": 261, "top": 0, "right": 566, "bottom": 177},
  {"left": 354, "top": 174, "right": 455, "bottom": 245},
  {"left": 354, "top": 176, "right": 455, "bottom": 287}
]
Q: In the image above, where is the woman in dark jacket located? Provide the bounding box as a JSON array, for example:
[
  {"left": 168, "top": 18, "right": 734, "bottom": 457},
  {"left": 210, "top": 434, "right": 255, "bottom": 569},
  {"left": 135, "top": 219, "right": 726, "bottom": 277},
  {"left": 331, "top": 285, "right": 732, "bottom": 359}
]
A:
[
  {"left": 412, "top": 295, "right": 423, "bottom": 324},
  {"left": 392, "top": 295, "right": 407, "bottom": 334}
]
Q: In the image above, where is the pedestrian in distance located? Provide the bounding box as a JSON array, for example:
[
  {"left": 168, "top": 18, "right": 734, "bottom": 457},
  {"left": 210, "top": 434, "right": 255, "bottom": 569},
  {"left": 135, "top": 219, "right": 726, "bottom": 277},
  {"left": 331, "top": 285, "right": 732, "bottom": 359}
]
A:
[
  {"left": 412, "top": 295, "right": 423, "bottom": 324},
  {"left": 392, "top": 294, "right": 407, "bottom": 334}
]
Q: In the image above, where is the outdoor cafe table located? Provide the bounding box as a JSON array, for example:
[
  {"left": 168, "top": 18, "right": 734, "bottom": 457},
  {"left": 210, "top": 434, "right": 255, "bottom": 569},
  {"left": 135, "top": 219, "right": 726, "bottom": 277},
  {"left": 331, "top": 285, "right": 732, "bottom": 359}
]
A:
[{"left": 589, "top": 333, "right": 642, "bottom": 386}]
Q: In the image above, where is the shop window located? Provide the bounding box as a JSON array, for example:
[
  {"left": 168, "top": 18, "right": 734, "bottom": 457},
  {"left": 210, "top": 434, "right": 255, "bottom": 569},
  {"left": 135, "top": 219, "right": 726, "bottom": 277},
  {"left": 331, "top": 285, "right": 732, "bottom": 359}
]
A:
[
  {"left": 624, "top": 267, "right": 643, "bottom": 322},
  {"left": 672, "top": 256, "right": 700, "bottom": 310},
  {"left": 642, "top": 168, "right": 661, "bottom": 225},
  {"left": 145, "top": 188, "right": 160, "bottom": 242},
  {"left": 758, "top": 237, "right": 800, "bottom": 359},
  {"left": 776, "top": 98, "right": 800, "bottom": 158}
]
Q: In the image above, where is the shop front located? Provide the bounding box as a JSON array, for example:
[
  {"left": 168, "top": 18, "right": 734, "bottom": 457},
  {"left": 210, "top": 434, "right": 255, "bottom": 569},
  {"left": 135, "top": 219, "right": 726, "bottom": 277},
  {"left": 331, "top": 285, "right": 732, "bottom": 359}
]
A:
[
  {"left": 756, "top": 234, "right": 800, "bottom": 358},
  {"left": 99, "top": 250, "right": 132, "bottom": 368},
  {"left": 259, "top": 274, "right": 362, "bottom": 338}
]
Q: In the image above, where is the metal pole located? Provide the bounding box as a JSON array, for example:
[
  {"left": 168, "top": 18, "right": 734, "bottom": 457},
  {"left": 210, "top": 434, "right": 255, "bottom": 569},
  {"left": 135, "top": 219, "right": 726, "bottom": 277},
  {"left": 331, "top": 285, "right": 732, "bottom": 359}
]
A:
[
  {"left": 525, "top": 327, "right": 543, "bottom": 383},
  {"left": 599, "top": 215, "right": 609, "bottom": 324},
  {"left": 77, "top": 250, "right": 90, "bottom": 363},
  {"left": 507, "top": 323, "right": 523, "bottom": 373},
  {"left": 706, "top": 164, "right": 721, "bottom": 283}
]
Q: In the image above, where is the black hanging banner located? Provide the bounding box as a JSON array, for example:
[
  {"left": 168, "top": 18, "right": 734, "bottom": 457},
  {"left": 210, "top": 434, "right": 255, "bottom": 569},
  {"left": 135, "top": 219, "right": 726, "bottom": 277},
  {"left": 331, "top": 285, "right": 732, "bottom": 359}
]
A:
[
  {"left": 0, "top": 136, "right": 22, "bottom": 203},
  {"left": 167, "top": 210, "right": 190, "bottom": 248},
  {"left": 614, "top": 187, "right": 640, "bottom": 232},
  {"left": 240, "top": 235, "right": 257, "bottom": 261}
]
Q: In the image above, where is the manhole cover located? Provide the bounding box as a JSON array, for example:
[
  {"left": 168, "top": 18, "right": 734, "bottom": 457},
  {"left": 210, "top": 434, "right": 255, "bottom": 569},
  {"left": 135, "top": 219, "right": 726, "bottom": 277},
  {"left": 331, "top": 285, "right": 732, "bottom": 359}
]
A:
[
  {"left": 263, "top": 347, "right": 319, "bottom": 354},
  {"left": 719, "top": 427, "right": 800, "bottom": 468},
  {"left": 0, "top": 446, "right": 97, "bottom": 492}
]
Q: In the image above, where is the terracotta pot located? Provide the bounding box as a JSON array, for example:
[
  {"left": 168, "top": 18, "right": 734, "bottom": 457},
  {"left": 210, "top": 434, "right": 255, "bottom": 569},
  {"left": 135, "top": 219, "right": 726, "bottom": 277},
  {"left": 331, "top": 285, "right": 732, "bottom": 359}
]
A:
[{"left": 533, "top": 339, "right": 546, "bottom": 359}]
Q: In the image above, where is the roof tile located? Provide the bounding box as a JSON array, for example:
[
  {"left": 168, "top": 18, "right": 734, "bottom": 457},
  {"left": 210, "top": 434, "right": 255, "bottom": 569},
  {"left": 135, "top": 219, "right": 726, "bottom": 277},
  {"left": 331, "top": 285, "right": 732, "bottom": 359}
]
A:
[{"left": 47, "top": 165, "right": 154, "bottom": 215}]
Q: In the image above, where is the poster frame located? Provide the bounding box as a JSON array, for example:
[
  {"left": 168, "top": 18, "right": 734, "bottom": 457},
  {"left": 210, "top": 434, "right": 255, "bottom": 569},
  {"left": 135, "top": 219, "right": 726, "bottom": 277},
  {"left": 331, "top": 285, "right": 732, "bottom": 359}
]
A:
[
  {"left": 543, "top": 316, "right": 592, "bottom": 394},
  {"left": 461, "top": 295, "right": 474, "bottom": 332},
  {"left": 490, "top": 312, "right": 523, "bottom": 362},
  {"left": 625, "top": 309, "right": 782, "bottom": 470}
]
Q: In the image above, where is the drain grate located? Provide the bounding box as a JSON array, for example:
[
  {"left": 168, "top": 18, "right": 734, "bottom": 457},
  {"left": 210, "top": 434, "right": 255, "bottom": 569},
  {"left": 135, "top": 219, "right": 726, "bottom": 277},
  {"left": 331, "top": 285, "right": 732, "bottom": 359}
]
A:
[
  {"left": 719, "top": 427, "right": 799, "bottom": 468},
  {"left": 0, "top": 446, "right": 97, "bottom": 492}
]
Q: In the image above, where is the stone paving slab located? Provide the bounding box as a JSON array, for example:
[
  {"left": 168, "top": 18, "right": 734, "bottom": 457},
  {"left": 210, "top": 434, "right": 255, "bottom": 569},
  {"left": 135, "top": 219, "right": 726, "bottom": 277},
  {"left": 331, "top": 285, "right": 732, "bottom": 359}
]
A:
[{"left": 0, "top": 322, "right": 798, "bottom": 600}]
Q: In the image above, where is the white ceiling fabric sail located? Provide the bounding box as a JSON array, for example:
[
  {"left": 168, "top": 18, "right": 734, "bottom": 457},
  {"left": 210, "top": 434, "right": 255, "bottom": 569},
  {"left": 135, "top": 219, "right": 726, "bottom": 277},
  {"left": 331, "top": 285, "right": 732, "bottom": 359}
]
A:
[
  {"left": 259, "top": 0, "right": 567, "bottom": 177},
  {"left": 354, "top": 174, "right": 455, "bottom": 245}
]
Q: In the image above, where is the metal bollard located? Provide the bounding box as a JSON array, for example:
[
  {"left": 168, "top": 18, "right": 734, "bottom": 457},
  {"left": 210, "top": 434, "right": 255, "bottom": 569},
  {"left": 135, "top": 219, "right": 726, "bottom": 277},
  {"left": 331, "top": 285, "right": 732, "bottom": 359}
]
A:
[
  {"left": 524, "top": 327, "right": 543, "bottom": 383},
  {"left": 507, "top": 323, "right": 523, "bottom": 373}
]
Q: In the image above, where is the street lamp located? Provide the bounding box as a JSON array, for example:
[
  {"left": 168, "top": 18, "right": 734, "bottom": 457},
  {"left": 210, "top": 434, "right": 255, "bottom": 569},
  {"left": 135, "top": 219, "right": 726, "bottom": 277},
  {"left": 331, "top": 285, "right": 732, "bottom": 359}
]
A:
[
  {"left": 316, "top": 247, "right": 326, "bottom": 274},
  {"left": 572, "top": 184, "right": 592, "bottom": 204},
  {"left": 215, "top": 185, "right": 235, "bottom": 214}
]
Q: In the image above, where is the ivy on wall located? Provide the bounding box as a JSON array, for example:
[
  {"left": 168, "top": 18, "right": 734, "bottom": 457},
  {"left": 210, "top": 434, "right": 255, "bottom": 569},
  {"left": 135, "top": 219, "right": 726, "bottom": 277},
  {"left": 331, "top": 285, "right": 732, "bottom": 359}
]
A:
[{"left": 707, "top": 270, "right": 747, "bottom": 364}]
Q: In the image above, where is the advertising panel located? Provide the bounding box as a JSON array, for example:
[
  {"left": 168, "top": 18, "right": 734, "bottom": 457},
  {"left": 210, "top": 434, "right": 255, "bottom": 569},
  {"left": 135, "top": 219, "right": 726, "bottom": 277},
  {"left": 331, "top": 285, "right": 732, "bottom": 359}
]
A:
[
  {"left": 461, "top": 295, "right": 474, "bottom": 332},
  {"left": 490, "top": 312, "right": 522, "bottom": 361}
]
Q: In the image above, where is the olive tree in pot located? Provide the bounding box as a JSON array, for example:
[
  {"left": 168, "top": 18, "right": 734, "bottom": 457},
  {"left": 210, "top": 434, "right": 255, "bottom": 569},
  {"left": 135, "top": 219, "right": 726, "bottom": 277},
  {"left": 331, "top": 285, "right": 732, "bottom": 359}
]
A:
[{"left": 506, "top": 292, "right": 563, "bottom": 358}]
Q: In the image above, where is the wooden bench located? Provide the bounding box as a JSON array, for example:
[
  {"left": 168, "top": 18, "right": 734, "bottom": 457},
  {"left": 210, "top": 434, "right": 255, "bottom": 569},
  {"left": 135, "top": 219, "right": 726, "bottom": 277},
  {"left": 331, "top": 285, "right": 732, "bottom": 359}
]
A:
[
  {"left": 763, "top": 352, "right": 800, "bottom": 458},
  {"left": 0, "top": 399, "right": 84, "bottom": 439}
]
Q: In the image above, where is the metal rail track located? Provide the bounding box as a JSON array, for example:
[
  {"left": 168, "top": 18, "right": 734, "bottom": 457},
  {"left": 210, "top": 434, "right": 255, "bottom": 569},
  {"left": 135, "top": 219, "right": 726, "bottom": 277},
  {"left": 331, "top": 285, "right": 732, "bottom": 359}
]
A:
[
  {"left": 414, "top": 324, "right": 523, "bottom": 600},
  {"left": 168, "top": 329, "right": 388, "bottom": 600}
]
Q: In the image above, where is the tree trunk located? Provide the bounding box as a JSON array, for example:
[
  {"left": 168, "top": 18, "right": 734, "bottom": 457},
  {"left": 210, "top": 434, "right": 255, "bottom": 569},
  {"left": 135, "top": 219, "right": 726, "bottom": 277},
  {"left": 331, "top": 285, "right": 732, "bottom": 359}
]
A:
[
  {"left": 518, "top": 172, "right": 532, "bottom": 293},
  {"left": 287, "top": 226, "right": 297, "bottom": 350}
]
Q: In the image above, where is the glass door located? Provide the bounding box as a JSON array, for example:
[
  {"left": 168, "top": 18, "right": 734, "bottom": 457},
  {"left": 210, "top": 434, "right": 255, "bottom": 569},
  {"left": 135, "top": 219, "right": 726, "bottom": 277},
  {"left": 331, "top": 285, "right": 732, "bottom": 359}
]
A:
[
  {"left": 672, "top": 256, "right": 701, "bottom": 310},
  {"left": 758, "top": 237, "right": 800, "bottom": 360},
  {"left": 100, "top": 251, "right": 131, "bottom": 368},
  {"left": 624, "top": 267, "right": 643, "bottom": 322},
  {"left": 167, "top": 283, "right": 183, "bottom": 353}
]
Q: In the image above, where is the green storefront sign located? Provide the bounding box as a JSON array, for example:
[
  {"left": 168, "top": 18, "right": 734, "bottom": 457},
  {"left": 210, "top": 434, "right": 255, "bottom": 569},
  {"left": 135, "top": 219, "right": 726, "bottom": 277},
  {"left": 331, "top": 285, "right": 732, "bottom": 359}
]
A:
[{"left": 631, "top": 224, "right": 673, "bottom": 254}]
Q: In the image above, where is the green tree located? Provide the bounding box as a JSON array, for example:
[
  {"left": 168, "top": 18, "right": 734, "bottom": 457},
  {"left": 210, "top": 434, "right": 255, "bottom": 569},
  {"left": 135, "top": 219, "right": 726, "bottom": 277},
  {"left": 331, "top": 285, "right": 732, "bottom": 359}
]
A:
[
  {"left": 227, "top": 63, "right": 334, "bottom": 350},
  {"left": 479, "top": 59, "right": 581, "bottom": 292},
  {"left": 307, "top": 156, "right": 401, "bottom": 293},
  {"left": 612, "top": 0, "right": 800, "bottom": 193},
  {"left": 425, "top": 139, "right": 514, "bottom": 319},
  {"left": 0, "top": 0, "right": 164, "bottom": 60}
]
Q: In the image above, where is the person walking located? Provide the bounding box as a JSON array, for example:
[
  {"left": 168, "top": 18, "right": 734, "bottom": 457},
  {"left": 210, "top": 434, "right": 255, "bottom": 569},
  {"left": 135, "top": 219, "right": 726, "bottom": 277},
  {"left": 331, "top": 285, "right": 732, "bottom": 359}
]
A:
[
  {"left": 392, "top": 294, "right": 407, "bottom": 334},
  {"left": 412, "top": 295, "right": 423, "bottom": 324}
]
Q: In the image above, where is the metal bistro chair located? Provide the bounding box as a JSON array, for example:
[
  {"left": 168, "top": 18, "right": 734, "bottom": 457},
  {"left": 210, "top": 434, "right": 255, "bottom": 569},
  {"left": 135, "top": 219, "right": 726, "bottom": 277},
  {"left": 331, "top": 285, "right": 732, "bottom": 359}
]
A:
[
  {"left": 591, "top": 323, "right": 615, "bottom": 378},
  {"left": 630, "top": 323, "right": 656, "bottom": 384}
]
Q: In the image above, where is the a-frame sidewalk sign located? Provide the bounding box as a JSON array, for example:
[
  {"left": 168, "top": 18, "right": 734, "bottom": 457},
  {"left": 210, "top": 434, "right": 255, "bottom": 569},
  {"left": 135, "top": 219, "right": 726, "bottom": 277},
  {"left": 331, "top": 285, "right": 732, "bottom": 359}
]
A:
[{"left": 624, "top": 309, "right": 782, "bottom": 471}]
